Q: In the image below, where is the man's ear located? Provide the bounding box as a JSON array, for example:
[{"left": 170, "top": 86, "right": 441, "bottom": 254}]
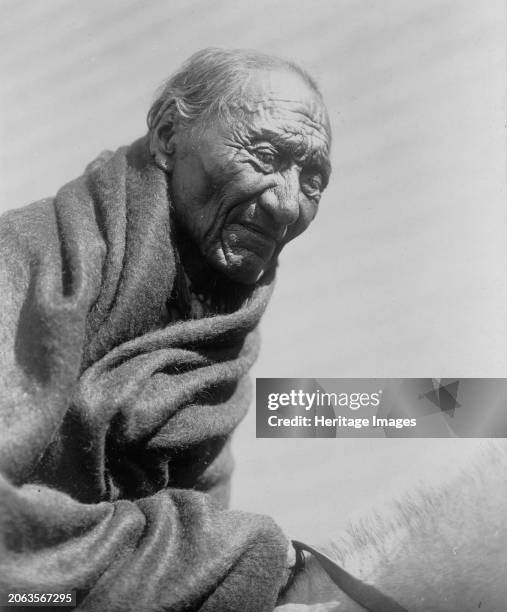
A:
[{"left": 149, "top": 106, "right": 177, "bottom": 173}]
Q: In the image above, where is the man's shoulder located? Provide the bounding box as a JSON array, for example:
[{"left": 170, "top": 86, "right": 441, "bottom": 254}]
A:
[
  {"left": 0, "top": 198, "right": 58, "bottom": 255},
  {"left": 0, "top": 136, "right": 150, "bottom": 272},
  {"left": 0, "top": 199, "right": 59, "bottom": 305},
  {"left": 84, "top": 150, "right": 116, "bottom": 174}
]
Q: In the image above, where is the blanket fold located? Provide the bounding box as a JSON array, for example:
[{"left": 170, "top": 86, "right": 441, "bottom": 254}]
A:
[{"left": 0, "top": 138, "right": 288, "bottom": 611}]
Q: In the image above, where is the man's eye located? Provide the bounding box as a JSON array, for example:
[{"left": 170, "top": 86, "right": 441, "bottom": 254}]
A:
[
  {"left": 301, "top": 173, "right": 324, "bottom": 198},
  {"left": 252, "top": 147, "right": 280, "bottom": 171}
]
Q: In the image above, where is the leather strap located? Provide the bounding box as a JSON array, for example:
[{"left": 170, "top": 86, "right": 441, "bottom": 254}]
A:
[{"left": 291, "top": 540, "right": 408, "bottom": 612}]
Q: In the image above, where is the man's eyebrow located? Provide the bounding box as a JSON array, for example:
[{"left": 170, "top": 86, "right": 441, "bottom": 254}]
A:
[{"left": 250, "top": 129, "right": 331, "bottom": 183}]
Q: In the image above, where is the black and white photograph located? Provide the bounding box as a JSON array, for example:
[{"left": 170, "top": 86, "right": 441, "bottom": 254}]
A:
[{"left": 0, "top": 1, "right": 506, "bottom": 610}]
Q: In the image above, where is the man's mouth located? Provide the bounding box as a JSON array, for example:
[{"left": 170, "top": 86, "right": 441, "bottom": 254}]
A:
[
  {"left": 224, "top": 222, "right": 276, "bottom": 246},
  {"left": 235, "top": 221, "right": 287, "bottom": 242},
  {"left": 224, "top": 204, "right": 288, "bottom": 241},
  {"left": 221, "top": 221, "right": 281, "bottom": 263},
  {"left": 221, "top": 205, "right": 289, "bottom": 267}
]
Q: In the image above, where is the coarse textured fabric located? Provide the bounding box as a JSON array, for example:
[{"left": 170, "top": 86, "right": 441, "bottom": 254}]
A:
[{"left": 0, "top": 137, "right": 289, "bottom": 611}]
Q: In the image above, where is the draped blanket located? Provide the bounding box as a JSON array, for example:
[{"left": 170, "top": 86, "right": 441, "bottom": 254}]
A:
[{"left": 0, "top": 138, "right": 289, "bottom": 611}]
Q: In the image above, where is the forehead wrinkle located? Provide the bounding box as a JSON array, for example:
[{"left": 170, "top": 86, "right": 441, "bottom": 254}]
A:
[
  {"left": 271, "top": 116, "right": 329, "bottom": 158},
  {"left": 237, "top": 86, "right": 329, "bottom": 132},
  {"left": 247, "top": 105, "right": 330, "bottom": 150},
  {"left": 253, "top": 98, "right": 328, "bottom": 134},
  {"left": 260, "top": 87, "right": 327, "bottom": 112},
  {"left": 237, "top": 66, "right": 331, "bottom": 136}
]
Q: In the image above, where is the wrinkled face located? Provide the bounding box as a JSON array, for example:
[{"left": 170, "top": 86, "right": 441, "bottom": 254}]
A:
[{"left": 167, "top": 69, "right": 331, "bottom": 284}]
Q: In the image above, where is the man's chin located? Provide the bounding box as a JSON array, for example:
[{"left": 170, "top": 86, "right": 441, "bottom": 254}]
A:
[
  {"left": 209, "top": 248, "right": 272, "bottom": 285},
  {"left": 225, "top": 266, "right": 266, "bottom": 284},
  {"left": 221, "top": 260, "right": 267, "bottom": 284}
]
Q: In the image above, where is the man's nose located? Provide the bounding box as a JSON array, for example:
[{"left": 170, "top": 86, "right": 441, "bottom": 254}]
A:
[{"left": 257, "top": 168, "right": 300, "bottom": 226}]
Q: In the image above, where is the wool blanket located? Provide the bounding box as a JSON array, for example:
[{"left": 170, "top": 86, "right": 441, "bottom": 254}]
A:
[{"left": 0, "top": 137, "right": 289, "bottom": 611}]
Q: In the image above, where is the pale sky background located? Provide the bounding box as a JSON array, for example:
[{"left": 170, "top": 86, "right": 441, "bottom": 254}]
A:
[{"left": 1, "top": 0, "right": 506, "bottom": 543}]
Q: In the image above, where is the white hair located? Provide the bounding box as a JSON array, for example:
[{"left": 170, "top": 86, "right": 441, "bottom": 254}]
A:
[{"left": 146, "top": 47, "right": 326, "bottom": 133}]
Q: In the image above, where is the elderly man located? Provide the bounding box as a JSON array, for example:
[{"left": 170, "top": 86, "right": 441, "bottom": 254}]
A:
[{"left": 0, "top": 48, "right": 331, "bottom": 611}]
